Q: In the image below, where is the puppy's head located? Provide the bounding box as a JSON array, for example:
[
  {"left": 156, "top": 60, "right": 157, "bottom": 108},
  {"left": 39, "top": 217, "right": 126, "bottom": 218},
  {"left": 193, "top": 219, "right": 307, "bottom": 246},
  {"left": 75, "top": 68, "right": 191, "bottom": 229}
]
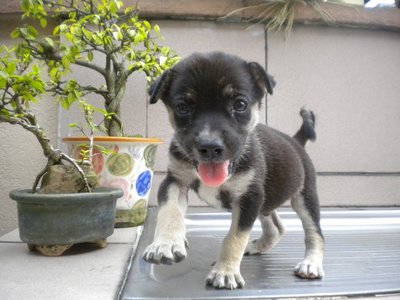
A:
[{"left": 149, "top": 52, "right": 275, "bottom": 187}]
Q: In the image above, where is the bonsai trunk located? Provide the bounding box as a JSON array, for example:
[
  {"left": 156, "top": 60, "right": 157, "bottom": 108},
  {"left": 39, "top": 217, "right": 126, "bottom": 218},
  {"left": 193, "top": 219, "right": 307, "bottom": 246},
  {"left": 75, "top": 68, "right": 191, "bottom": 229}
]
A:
[
  {"left": 3, "top": 112, "right": 92, "bottom": 192},
  {"left": 29, "top": 123, "right": 93, "bottom": 193},
  {"left": 105, "top": 111, "right": 123, "bottom": 137},
  {"left": 104, "top": 83, "right": 126, "bottom": 137}
]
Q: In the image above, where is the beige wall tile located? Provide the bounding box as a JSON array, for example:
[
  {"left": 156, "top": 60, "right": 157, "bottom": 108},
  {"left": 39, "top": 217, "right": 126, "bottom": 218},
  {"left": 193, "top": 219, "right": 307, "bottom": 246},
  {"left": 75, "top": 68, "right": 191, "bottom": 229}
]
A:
[
  {"left": 267, "top": 26, "right": 400, "bottom": 173},
  {"left": 317, "top": 175, "right": 400, "bottom": 206}
]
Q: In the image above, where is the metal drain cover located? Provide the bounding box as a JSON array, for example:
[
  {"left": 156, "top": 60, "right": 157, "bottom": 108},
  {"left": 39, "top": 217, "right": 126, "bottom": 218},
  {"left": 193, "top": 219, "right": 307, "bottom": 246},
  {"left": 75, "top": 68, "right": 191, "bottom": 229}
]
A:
[{"left": 119, "top": 208, "right": 400, "bottom": 299}]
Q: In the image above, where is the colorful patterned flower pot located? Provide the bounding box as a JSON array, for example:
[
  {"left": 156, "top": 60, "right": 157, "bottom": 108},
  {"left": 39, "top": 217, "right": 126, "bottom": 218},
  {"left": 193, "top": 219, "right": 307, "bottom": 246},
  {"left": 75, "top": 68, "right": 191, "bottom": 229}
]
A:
[{"left": 63, "top": 136, "right": 162, "bottom": 228}]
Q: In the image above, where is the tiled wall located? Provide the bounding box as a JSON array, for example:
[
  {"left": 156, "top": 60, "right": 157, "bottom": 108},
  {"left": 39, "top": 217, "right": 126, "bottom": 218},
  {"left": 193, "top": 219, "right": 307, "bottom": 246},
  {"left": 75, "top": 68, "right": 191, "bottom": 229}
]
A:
[
  {"left": 1, "top": 17, "right": 400, "bottom": 235},
  {"left": 267, "top": 26, "right": 400, "bottom": 206}
]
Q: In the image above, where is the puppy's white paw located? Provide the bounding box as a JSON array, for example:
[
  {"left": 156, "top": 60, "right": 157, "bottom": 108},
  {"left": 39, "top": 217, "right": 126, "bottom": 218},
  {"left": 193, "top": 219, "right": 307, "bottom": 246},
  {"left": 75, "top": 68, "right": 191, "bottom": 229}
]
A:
[
  {"left": 205, "top": 265, "right": 245, "bottom": 289},
  {"left": 143, "top": 238, "right": 188, "bottom": 265},
  {"left": 244, "top": 238, "right": 279, "bottom": 255},
  {"left": 244, "top": 239, "right": 262, "bottom": 255},
  {"left": 294, "top": 258, "right": 324, "bottom": 279}
]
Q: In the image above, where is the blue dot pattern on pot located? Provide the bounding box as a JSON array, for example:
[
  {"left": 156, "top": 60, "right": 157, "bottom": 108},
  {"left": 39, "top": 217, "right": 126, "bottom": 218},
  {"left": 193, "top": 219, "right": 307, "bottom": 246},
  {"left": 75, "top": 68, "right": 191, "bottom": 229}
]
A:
[{"left": 136, "top": 170, "right": 152, "bottom": 197}]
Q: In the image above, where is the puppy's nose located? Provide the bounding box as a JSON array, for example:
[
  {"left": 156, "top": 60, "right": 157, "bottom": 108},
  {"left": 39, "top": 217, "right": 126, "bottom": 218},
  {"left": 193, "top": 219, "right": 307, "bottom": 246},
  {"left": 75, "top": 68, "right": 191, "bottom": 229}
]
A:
[{"left": 197, "top": 139, "right": 224, "bottom": 161}]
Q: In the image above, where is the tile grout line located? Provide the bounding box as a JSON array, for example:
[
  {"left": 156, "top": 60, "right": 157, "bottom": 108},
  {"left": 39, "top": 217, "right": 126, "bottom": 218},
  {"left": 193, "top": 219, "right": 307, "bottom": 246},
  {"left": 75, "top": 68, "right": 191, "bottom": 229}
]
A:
[{"left": 116, "top": 225, "right": 144, "bottom": 300}]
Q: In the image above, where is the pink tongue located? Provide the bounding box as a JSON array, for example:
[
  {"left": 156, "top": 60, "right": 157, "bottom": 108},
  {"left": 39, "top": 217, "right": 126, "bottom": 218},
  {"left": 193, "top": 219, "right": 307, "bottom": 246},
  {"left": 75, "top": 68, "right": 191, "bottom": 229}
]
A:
[{"left": 198, "top": 161, "right": 230, "bottom": 187}]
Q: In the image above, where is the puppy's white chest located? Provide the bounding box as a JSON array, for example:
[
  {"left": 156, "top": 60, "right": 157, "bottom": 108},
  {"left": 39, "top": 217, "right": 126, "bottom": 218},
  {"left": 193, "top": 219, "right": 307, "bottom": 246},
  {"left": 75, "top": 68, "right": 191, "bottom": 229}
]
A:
[
  {"left": 197, "top": 185, "right": 223, "bottom": 209},
  {"left": 196, "top": 169, "right": 256, "bottom": 209}
]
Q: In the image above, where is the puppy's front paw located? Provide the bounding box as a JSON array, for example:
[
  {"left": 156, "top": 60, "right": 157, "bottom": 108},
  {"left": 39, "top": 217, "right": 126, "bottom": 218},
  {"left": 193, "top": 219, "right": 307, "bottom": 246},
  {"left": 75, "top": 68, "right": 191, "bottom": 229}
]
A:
[
  {"left": 205, "top": 265, "right": 245, "bottom": 290},
  {"left": 143, "top": 239, "right": 188, "bottom": 265},
  {"left": 294, "top": 258, "right": 324, "bottom": 279}
]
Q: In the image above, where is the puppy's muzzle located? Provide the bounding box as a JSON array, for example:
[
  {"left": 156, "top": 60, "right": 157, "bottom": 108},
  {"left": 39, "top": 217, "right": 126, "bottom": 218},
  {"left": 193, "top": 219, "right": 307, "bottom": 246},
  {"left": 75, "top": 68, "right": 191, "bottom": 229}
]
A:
[
  {"left": 197, "top": 138, "right": 225, "bottom": 162},
  {"left": 195, "top": 137, "right": 232, "bottom": 188}
]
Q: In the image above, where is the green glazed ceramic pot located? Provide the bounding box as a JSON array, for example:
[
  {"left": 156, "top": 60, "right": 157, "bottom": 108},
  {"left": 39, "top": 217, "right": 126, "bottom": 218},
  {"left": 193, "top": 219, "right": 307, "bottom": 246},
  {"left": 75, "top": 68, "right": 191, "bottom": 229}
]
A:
[{"left": 10, "top": 187, "right": 123, "bottom": 256}]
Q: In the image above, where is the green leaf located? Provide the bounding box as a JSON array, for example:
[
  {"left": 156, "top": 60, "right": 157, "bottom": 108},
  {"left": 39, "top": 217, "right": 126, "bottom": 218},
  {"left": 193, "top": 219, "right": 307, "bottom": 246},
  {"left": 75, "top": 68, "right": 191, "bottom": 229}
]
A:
[
  {"left": 10, "top": 29, "right": 21, "bottom": 39},
  {"left": 62, "top": 56, "right": 70, "bottom": 68},
  {"left": 44, "top": 37, "right": 54, "bottom": 47},
  {"left": 87, "top": 51, "right": 94, "bottom": 62},
  {"left": 143, "top": 20, "right": 151, "bottom": 30},
  {"left": 40, "top": 18, "right": 47, "bottom": 28},
  {"left": 65, "top": 32, "right": 74, "bottom": 42},
  {"left": 103, "top": 35, "right": 112, "bottom": 45},
  {"left": 59, "top": 23, "right": 68, "bottom": 33},
  {"left": 125, "top": 7, "right": 134, "bottom": 14},
  {"left": 110, "top": 1, "right": 118, "bottom": 14},
  {"left": 32, "top": 64, "right": 40, "bottom": 73},
  {"left": 81, "top": 27, "right": 93, "bottom": 39},
  {"left": 92, "top": 33, "right": 103, "bottom": 45},
  {"left": 53, "top": 25, "right": 60, "bottom": 35},
  {"left": 0, "top": 70, "right": 10, "bottom": 80},
  {"left": 68, "top": 122, "right": 79, "bottom": 128},
  {"left": 0, "top": 78, "right": 6, "bottom": 89},
  {"left": 30, "top": 80, "right": 45, "bottom": 93},
  {"left": 49, "top": 67, "right": 59, "bottom": 81},
  {"left": 0, "top": 108, "right": 10, "bottom": 117},
  {"left": 60, "top": 97, "right": 71, "bottom": 110}
]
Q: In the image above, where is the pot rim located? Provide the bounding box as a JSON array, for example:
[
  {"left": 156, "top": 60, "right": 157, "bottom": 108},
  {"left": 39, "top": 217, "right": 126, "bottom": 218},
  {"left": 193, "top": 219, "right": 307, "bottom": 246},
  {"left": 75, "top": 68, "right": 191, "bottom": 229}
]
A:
[
  {"left": 62, "top": 136, "right": 163, "bottom": 144},
  {"left": 9, "top": 187, "right": 123, "bottom": 204}
]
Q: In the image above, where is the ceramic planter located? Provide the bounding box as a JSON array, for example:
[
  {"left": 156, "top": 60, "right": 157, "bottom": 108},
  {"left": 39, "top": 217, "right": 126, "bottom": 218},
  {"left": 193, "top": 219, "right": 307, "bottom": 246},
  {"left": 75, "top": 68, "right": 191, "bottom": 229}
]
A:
[
  {"left": 10, "top": 187, "right": 123, "bottom": 256},
  {"left": 63, "top": 136, "right": 162, "bottom": 228}
]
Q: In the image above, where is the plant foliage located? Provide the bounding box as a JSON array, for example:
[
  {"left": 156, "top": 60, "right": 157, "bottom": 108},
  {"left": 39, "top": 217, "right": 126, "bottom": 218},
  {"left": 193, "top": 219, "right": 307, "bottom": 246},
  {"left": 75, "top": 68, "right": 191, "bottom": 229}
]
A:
[
  {"left": 0, "top": 46, "right": 91, "bottom": 192},
  {"left": 14, "top": 0, "right": 180, "bottom": 136}
]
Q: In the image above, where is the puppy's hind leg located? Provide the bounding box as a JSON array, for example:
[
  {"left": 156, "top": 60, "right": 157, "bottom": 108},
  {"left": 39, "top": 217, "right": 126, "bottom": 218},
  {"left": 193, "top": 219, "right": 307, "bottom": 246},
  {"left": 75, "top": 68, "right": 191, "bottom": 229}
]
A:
[
  {"left": 245, "top": 210, "right": 285, "bottom": 255},
  {"left": 291, "top": 189, "right": 325, "bottom": 279}
]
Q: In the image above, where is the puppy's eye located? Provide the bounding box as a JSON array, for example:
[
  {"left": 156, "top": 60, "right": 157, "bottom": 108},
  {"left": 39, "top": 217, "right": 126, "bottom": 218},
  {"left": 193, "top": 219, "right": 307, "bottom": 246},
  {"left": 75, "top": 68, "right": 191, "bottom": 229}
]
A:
[
  {"left": 175, "top": 103, "right": 191, "bottom": 116},
  {"left": 233, "top": 98, "right": 248, "bottom": 112}
]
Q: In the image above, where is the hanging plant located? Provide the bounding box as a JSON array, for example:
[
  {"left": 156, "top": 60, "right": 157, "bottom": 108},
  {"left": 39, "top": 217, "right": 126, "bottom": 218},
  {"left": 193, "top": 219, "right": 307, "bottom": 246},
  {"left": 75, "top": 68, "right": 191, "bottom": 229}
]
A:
[{"left": 225, "top": 0, "right": 335, "bottom": 35}]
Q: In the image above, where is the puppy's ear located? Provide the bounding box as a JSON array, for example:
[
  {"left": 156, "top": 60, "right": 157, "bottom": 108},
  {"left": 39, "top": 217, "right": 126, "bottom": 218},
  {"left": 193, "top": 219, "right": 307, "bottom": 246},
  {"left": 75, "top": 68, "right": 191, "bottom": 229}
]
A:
[
  {"left": 248, "top": 62, "right": 276, "bottom": 95},
  {"left": 148, "top": 70, "right": 171, "bottom": 104}
]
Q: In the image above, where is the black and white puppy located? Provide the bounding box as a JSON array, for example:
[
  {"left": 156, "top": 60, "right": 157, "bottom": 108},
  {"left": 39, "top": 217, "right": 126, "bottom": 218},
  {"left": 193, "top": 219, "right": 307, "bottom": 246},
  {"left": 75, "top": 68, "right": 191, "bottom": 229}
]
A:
[{"left": 143, "top": 52, "right": 324, "bottom": 289}]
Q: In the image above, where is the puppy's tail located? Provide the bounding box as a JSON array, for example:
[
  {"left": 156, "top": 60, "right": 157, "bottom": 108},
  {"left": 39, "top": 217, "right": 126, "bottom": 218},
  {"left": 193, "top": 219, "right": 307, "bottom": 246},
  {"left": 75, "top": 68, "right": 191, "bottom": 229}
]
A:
[{"left": 293, "top": 108, "right": 316, "bottom": 147}]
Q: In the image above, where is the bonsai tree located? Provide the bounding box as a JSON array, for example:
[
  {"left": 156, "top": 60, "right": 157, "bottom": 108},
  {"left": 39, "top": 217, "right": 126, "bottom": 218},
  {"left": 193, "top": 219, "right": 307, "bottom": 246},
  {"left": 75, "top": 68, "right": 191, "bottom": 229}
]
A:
[
  {"left": 0, "top": 46, "right": 94, "bottom": 192},
  {"left": 13, "top": 0, "right": 179, "bottom": 136}
]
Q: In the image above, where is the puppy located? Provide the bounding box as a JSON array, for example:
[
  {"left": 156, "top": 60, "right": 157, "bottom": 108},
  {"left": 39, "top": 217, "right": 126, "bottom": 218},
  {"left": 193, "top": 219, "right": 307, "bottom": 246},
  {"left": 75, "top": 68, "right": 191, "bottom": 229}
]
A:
[{"left": 143, "top": 52, "right": 324, "bottom": 289}]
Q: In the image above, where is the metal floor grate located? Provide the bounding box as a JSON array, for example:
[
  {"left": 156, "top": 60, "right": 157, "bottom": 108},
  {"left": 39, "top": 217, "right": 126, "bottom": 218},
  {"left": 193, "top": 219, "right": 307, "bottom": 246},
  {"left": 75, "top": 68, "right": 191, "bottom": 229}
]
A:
[{"left": 119, "top": 208, "right": 400, "bottom": 299}]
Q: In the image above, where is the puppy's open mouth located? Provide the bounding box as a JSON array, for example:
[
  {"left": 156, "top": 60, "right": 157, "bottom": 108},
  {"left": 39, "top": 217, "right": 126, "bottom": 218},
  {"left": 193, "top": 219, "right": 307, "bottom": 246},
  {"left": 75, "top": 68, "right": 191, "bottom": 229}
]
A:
[{"left": 197, "top": 160, "right": 231, "bottom": 187}]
